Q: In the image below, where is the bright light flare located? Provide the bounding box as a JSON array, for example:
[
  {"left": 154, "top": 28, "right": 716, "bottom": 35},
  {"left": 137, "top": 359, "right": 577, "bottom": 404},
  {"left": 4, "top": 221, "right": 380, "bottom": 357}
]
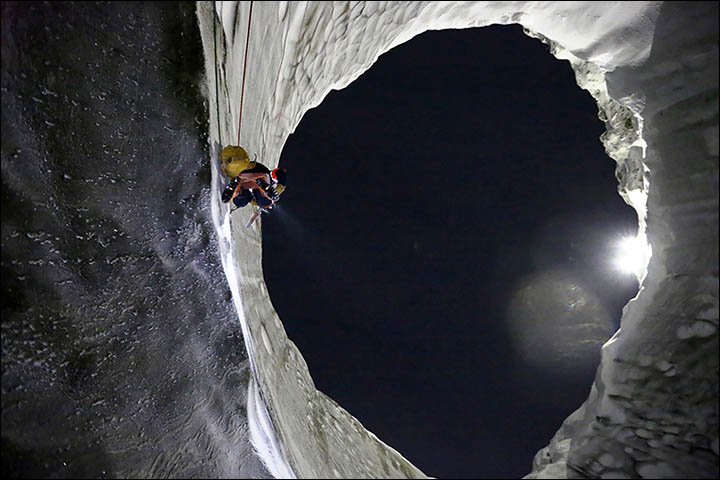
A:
[{"left": 614, "top": 235, "right": 649, "bottom": 277}]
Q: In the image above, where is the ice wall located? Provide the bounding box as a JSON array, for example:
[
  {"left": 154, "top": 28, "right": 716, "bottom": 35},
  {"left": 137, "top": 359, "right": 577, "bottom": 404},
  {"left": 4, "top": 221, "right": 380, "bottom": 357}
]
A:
[{"left": 197, "top": 1, "right": 718, "bottom": 478}]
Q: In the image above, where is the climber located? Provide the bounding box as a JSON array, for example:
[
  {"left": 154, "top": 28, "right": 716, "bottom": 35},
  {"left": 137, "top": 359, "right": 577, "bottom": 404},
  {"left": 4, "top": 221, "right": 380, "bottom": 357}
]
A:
[
  {"left": 220, "top": 146, "right": 287, "bottom": 210},
  {"left": 229, "top": 166, "right": 286, "bottom": 210},
  {"left": 226, "top": 165, "right": 286, "bottom": 208}
]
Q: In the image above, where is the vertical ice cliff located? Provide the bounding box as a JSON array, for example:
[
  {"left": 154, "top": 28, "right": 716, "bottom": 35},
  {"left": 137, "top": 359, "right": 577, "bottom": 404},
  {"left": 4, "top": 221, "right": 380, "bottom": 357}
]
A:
[{"left": 197, "top": 1, "right": 718, "bottom": 478}]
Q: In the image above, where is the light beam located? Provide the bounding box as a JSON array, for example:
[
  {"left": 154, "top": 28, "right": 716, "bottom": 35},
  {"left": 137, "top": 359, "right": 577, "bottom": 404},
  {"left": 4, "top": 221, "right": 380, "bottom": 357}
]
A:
[{"left": 614, "top": 235, "right": 649, "bottom": 278}]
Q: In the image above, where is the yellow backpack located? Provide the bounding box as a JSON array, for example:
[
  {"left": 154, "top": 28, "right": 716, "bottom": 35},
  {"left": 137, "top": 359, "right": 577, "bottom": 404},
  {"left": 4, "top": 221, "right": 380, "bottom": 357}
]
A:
[{"left": 220, "top": 145, "right": 255, "bottom": 178}]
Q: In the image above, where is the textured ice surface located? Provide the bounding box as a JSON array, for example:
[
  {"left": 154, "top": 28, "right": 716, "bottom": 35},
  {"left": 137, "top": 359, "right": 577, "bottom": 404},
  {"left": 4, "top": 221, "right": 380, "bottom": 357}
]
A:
[
  {"left": 198, "top": 1, "right": 718, "bottom": 478},
  {"left": 1, "top": 2, "right": 269, "bottom": 477}
]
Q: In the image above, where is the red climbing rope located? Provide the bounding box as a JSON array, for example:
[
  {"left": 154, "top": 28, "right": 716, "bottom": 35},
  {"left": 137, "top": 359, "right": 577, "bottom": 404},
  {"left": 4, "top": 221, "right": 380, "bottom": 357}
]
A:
[{"left": 237, "top": 0, "right": 254, "bottom": 145}]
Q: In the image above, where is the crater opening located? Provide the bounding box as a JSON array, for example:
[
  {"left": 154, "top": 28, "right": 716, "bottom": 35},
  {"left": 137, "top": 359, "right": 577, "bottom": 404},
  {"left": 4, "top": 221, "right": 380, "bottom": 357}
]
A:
[{"left": 263, "top": 24, "right": 640, "bottom": 478}]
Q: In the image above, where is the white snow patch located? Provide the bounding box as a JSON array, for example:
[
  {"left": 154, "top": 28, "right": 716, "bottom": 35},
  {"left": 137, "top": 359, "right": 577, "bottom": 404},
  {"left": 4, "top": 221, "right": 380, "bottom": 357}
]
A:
[{"left": 248, "top": 376, "right": 296, "bottom": 479}]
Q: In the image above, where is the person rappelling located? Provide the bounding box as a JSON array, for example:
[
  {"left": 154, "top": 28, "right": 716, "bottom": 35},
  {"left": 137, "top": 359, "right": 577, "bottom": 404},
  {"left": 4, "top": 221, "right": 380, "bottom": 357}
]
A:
[
  {"left": 219, "top": 145, "right": 287, "bottom": 226},
  {"left": 214, "top": 3, "right": 282, "bottom": 227}
]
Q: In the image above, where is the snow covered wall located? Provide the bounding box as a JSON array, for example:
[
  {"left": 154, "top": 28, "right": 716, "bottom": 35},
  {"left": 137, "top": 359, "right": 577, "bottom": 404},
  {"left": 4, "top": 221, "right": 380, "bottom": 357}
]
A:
[{"left": 196, "top": 1, "right": 718, "bottom": 478}]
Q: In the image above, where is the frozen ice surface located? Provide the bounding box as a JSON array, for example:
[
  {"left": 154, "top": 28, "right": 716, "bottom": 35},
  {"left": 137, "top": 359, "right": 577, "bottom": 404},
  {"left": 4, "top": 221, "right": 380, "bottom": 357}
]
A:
[
  {"left": 2, "top": 3, "right": 270, "bottom": 477},
  {"left": 197, "top": 1, "right": 718, "bottom": 478}
]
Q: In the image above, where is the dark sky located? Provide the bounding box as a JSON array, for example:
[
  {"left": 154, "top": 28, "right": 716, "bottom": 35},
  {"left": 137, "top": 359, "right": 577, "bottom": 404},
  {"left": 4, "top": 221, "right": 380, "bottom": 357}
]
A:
[{"left": 262, "top": 24, "right": 639, "bottom": 479}]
